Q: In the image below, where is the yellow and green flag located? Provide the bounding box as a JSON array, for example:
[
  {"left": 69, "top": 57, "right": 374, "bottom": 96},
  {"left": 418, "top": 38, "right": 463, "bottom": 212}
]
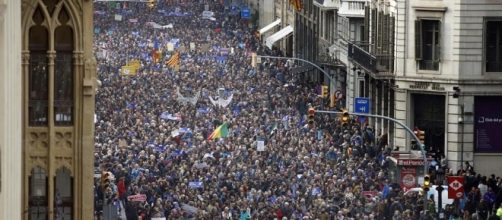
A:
[
  {"left": 120, "top": 59, "right": 141, "bottom": 76},
  {"left": 208, "top": 122, "right": 229, "bottom": 140}
]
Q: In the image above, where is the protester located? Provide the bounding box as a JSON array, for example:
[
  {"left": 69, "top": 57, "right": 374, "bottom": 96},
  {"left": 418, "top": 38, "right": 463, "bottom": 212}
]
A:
[{"left": 93, "top": 1, "right": 501, "bottom": 220}]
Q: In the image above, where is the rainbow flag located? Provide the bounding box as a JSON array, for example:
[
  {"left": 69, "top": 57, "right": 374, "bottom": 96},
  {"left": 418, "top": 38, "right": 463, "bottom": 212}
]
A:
[{"left": 208, "top": 122, "right": 229, "bottom": 140}]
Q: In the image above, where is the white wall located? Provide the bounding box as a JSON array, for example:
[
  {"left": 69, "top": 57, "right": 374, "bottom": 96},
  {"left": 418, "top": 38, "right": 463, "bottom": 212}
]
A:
[{"left": 0, "top": 0, "right": 22, "bottom": 219}]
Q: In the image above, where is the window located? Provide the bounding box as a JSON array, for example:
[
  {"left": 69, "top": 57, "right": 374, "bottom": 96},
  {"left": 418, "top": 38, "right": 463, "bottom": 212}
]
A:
[
  {"left": 415, "top": 19, "right": 441, "bottom": 71},
  {"left": 29, "top": 167, "right": 48, "bottom": 220},
  {"left": 54, "top": 7, "right": 74, "bottom": 125},
  {"left": 29, "top": 7, "right": 49, "bottom": 126},
  {"left": 28, "top": 2, "right": 74, "bottom": 126},
  {"left": 485, "top": 20, "right": 502, "bottom": 72},
  {"left": 358, "top": 78, "right": 365, "bottom": 97},
  {"left": 55, "top": 168, "right": 73, "bottom": 220}
]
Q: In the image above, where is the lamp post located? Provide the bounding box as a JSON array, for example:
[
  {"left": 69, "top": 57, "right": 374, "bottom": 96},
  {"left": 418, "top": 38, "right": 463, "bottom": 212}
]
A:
[
  {"left": 256, "top": 55, "right": 339, "bottom": 84},
  {"left": 315, "top": 110, "right": 429, "bottom": 208},
  {"left": 255, "top": 55, "right": 344, "bottom": 109},
  {"left": 436, "top": 185, "right": 444, "bottom": 219}
]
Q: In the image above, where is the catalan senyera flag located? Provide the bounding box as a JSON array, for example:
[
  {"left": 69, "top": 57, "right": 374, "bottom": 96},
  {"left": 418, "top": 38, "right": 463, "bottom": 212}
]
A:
[
  {"left": 208, "top": 122, "right": 229, "bottom": 140},
  {"left": 166, "top": 51, "right": 180, "bottom": 68},
  {"left": 152, "top": 49, "right": 162, "bottom": 63},
  {"left": 152, "top": 38, "right": 162, "bottom": 63},
  {"left": 289, "top": 0, "right": 303, "bottom": 12}
]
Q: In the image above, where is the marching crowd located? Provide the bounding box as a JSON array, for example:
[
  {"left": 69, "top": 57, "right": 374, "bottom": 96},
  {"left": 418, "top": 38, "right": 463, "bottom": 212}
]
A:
[{"left": 93, "top": 1, "right": 502, "bottom": 220}]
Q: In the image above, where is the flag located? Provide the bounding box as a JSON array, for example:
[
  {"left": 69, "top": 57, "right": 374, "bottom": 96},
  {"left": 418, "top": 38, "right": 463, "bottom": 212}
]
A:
[
  {"left": 268, "top": 122, "right": 278, "bottom": 138},
  {"left": 208, "top": 122, "right": 229, "bottom": 140},
  {"left": 120, "top": 59, "right": 141, "bottom": 76},
  {"left": 120, "top": 65, "right": 137, "bottom": 76},
  {"left": 152, "top": 38, "right": 162, "bottom": 63},
  {"left": 289, "top": 0, "right": 303, "bottom": 12},
  {"left": 166, "top": 51, "right": 180, "bottom": 68},
  {"left": 160, "top": 112, "right": 181, "bottom": 121}
]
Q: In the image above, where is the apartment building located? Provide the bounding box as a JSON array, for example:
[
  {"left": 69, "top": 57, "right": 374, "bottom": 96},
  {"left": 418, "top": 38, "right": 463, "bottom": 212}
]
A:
[{"left": 392, "top": 0, "right": 502, "bottom": 175}]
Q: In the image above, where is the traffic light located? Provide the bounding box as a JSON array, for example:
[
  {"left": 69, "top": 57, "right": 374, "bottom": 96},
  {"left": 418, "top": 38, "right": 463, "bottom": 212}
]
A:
[
  {"left": 423, "top": 175, "right": 431, "bottom": 191},
  {"left": 147, "top": 0, "right": 156, "bottom": 9},
  {"left": 418, "top": 129, "right": 425, "bottom": 144},
  {"left": 341, "top": 109, "right": 349, "bottom": 126},
  {"left": 330, "top": 95, "right": 337, "bottom": 108},
  {"left": 453, "top": 86, "right": 461, "bottom": 98},
  {"left": 307, "top": 107, "right": 315, "bottom": 127},
  {"left": 101, "top": 171, "right": 110, "bottom": 191},
  {"left": 321, "top": 85, "right": 328, "bottom": 98}
]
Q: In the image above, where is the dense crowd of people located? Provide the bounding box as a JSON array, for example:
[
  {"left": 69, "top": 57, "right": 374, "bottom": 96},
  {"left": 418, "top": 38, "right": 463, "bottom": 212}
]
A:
[{"left": 93, "top": 1, "right": 502, "bottom": 220}]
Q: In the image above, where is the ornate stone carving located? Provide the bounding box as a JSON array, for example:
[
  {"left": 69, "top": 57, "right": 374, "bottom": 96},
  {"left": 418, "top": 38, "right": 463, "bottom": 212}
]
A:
[
  {"left": 83, "top": 57, "right": 97, "bottom": 96},
  {"left": 29, "top": 132, "right": 48, "bottom": 149},
  {"left": 28, "top": 156, "right": 48, "bottom": 171},
  {"left": 22, "top": 52, "right": 30, "bottom": 65},
  {"left": 84, "top": 57, "right": 97, "bottom": 78},
  {"left": 73, "top": 51, "right": 84, "bottom": 66},
  {"left": 54, "top": 156, "right": 73, "bottom": 172},
  {"left": 55, "top": 132, "right": 72, "bottom": 149}
]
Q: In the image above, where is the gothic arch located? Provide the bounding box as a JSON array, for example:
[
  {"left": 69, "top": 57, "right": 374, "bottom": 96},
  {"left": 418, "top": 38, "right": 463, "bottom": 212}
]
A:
[{"left": 22, "top": 0, "right": 82, "bottom": 51}]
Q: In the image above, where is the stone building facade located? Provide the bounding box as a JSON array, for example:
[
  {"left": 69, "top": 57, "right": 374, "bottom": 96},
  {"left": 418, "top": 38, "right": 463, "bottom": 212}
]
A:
[{"left": 1, "top": 0, "right": 96, "bottom": 219}]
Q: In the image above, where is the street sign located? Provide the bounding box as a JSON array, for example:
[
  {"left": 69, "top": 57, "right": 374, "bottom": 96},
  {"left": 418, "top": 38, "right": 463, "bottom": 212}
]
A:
[
  {"left": 354, "top": 97, "right": 370, "bottom": 113},
  {"left": 447, "top": 176, "right": 464, "bottom": 199},
  {"left": 354, "top": 97, "right": 370, "bottom": 123},
  {"left": 335, "top": 90, "right": 343, "bottom": 99},
  {"left": 241, "top": 7, "right": 251, "bottom": 19}
]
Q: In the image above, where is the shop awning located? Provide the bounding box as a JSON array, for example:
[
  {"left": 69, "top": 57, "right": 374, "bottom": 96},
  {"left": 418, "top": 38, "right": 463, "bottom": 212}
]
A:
[
  {"left": 258, "top": 19, "right": 281, "bottom": 35},
  {"left": 265, "top": 25, "right": 293, "bottom": 49}
]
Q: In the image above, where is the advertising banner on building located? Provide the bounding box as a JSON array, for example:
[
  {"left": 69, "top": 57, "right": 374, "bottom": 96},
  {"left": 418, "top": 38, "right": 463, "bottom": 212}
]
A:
[
  {"left": 475, "top": 96, "right": 502, "bottom": 152},
  {"left": 447, "top": 176, "right": 465, "bottom": 199},
  {"left": 400, "top": 167, "right": 416, "bottom": 192}
]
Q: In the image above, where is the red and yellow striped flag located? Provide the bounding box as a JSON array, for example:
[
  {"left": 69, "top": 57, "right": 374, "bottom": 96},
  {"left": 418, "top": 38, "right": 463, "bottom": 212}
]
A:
[
  {"left": 166, "top": 51, "right": 180, "bottom": 67},
  {"left": 289, "top": 0, "right": 303, "bottom": 12}
]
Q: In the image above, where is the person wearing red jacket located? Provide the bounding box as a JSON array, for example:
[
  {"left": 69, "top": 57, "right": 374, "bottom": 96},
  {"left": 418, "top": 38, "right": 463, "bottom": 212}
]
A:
[{"left": 117, "top": 176, "right": 126, "bottom": 201}]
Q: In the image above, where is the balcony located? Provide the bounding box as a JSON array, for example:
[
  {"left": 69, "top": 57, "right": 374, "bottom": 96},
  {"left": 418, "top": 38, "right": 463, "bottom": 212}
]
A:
[
  {"left": 338, "top": 0, "right": 368, "bottom": 18},
  {"left": 348, "top": 42, "right": 395, "bottom": 76},
  {"left": 348, "top": 42, "right": 376, "bottom": 73},
  {"left": 313, "top": 0, "right": 341, "bottom": 10}
]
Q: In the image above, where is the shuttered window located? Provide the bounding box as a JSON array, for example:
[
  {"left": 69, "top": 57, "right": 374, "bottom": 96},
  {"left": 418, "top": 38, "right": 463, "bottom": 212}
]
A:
[{"left": 416, "top": 19, "right": 441, "bottom": 71}]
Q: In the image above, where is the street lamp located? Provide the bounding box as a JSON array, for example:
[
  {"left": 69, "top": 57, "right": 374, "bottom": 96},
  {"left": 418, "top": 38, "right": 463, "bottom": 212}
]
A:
[{"left": 314, "top": 110, "right": 430, "bottom": 208}]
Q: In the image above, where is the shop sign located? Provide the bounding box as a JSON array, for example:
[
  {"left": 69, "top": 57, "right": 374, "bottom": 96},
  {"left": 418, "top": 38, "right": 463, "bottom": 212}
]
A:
[
  {"left": 397, "top": 159, "right": 426, "bottom": 166},
  {"left": 400, "top": 167, "right": 416, "bottom": 191}
]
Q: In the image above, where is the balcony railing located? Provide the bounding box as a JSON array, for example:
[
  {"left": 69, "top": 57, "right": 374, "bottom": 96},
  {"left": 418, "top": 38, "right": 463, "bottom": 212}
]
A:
[
  {"left": 338, "top": 0, "right": 368, "bottom": 18},
  {"left": 313, "top": 0, "right": 341, "bottom": 10},
  {"left": 348, "top": 42, "right": 376, "bottom": 73}
]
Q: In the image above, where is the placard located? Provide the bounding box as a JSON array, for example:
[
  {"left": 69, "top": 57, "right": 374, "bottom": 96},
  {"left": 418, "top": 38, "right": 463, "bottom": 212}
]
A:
[
  {"left": 448, "top": 176, "right": 465, "bottom": 199},
  {"left": 257, "top": 140, "right": 265, "bottom": 151}
]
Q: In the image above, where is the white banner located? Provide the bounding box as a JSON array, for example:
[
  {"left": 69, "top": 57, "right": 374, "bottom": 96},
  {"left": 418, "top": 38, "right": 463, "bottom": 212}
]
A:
[
  {"left": 209, "top": 93, "right": 233, "bottom": 108},
  {"left": 257, "top": 140, "right": 265, "bottom": 151},
  {"left": 114, "top": 14, "right": 123, "bottom": 21},
  {"left": 176, "top": 88, "right": 200, "bottom": 106}
]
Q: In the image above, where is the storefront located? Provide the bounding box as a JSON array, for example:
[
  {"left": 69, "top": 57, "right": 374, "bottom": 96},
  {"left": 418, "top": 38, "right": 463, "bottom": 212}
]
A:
[{"left": 388, "top": 152, "right": 435, "bottom": 191}]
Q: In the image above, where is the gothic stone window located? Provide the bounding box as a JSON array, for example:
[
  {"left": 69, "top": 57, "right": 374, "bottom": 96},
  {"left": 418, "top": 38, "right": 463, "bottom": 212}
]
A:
[
  {"left": 29, "top": 167, "right": 48, "bottom": 220},
  {"left": 28, "top": 0, "right": 74, "bottom": 126}
]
